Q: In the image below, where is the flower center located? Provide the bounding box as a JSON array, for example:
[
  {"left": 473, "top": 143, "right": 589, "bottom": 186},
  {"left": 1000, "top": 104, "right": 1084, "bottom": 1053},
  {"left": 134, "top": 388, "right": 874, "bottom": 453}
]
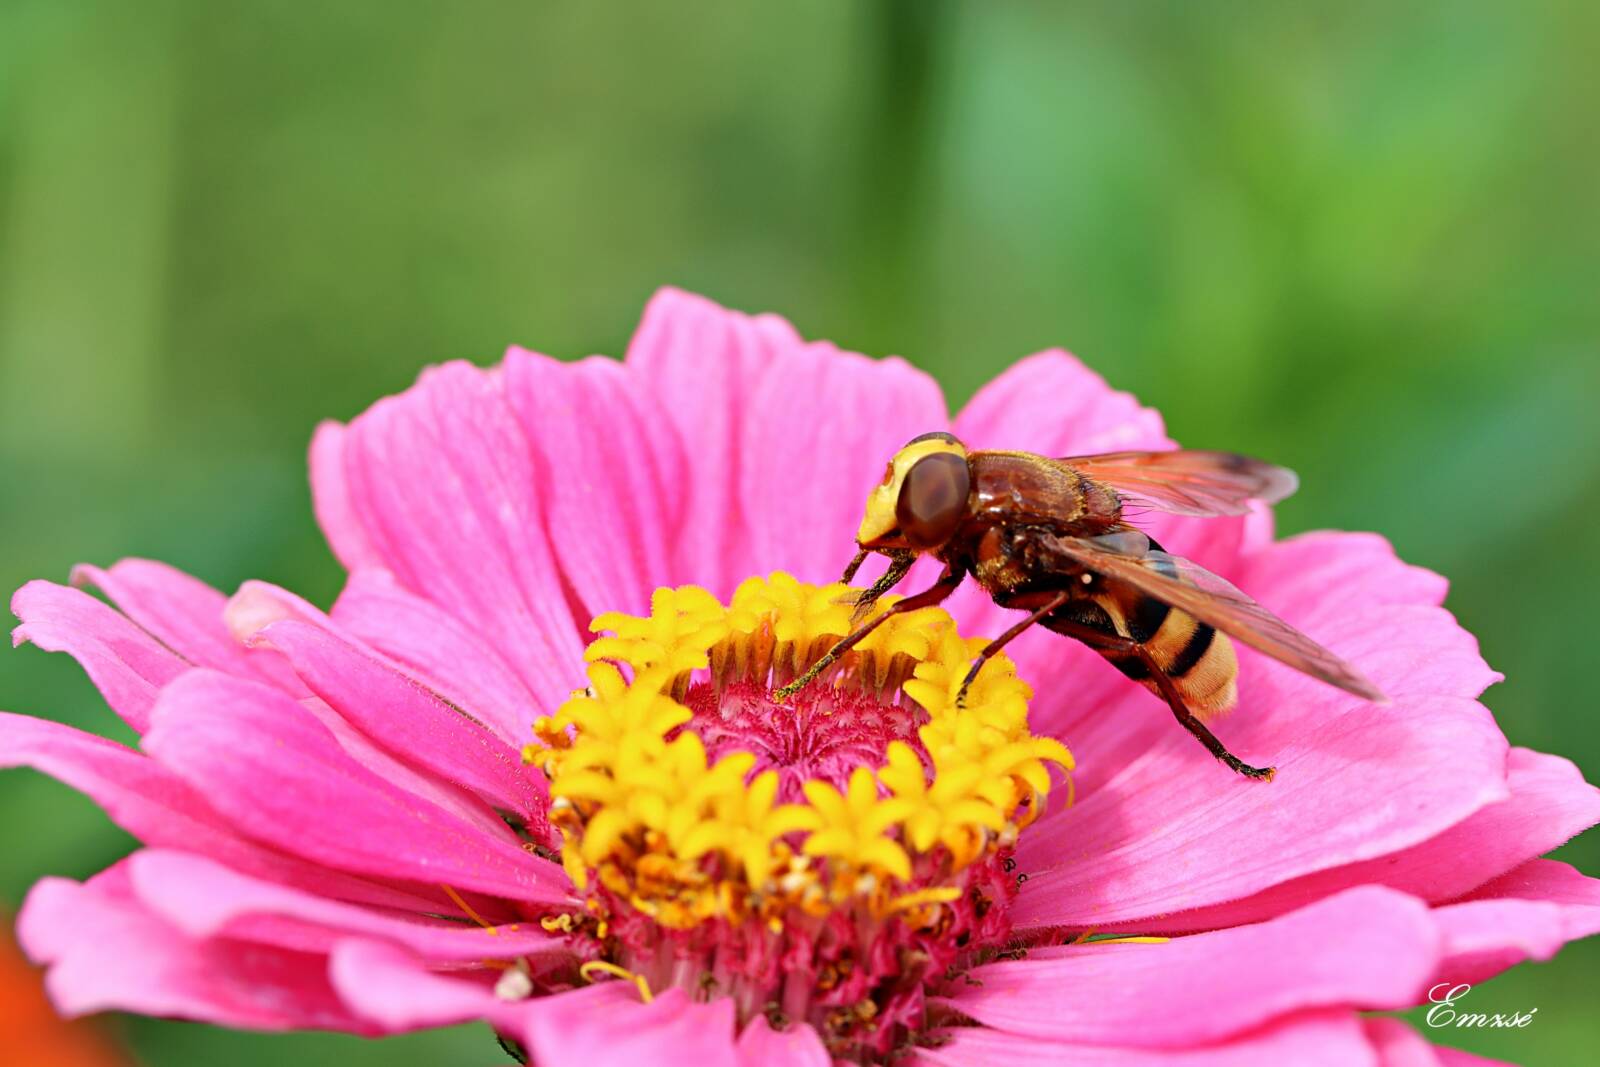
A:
[
  {"left": 525, "top": 573, "right": 1072, "bottom": 1061},
  {"left": 685, "top": 680, "right": 920, "bottom": 802}
]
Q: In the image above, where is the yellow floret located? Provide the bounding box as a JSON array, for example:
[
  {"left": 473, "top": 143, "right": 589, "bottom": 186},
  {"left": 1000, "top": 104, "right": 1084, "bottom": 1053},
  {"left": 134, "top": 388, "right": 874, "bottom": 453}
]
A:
[
  {"left": 677, "top": 769, "right": 816, "bottom": 887},
  {"left": 879, "top": 741, "right": 1006, "bottom": 868},
  {"left": 795, "top": 768, "right": 916, "bottom": 883},
  {"left": 586, "top": 584, "right": 729, "bottom": 677}
]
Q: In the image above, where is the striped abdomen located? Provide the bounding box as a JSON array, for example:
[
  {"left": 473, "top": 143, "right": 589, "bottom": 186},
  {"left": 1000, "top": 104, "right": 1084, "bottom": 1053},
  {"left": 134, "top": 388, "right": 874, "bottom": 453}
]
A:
[{"left": 1044, "top": 548, "right": 1239, "bottom": 720}]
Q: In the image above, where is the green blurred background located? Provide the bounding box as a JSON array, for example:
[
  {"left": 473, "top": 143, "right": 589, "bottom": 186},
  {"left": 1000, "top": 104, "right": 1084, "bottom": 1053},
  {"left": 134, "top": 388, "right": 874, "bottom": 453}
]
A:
[{"left": 2, "top": 1, "right": 1595, "bottom": 1063}]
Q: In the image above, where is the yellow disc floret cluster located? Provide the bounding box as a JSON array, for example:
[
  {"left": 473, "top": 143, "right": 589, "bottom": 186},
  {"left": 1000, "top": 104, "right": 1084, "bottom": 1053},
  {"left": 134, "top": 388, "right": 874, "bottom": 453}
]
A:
[{"left": 525, "top": 573, "right": 1073, "bottom": 930}]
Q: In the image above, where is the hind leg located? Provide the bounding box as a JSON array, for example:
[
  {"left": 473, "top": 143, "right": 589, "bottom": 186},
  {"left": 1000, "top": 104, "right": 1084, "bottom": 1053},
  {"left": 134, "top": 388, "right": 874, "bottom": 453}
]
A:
[
  {"left": 1044, "top": 618, "right": 1274, "bottom": 781},
  {"left": 1140, "top": 650, "right": 1274, "bottom": 780}
]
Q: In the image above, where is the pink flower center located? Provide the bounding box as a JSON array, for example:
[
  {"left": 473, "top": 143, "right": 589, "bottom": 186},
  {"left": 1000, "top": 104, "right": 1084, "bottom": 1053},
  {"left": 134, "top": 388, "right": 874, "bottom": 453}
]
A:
[{"left": 685, "top": 680, "right": 922, "bottom": 803}]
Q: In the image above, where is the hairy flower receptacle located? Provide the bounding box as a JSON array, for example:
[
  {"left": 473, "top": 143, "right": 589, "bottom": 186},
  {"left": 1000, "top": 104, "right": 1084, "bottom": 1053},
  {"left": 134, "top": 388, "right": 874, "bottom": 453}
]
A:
[{"left": 523, "top": 573, "right": 1072, "bottom": 1060}]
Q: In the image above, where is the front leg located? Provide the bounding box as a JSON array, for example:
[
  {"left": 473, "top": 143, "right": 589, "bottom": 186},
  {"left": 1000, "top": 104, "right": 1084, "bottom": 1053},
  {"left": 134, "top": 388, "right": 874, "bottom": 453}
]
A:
[
  {"left": 775, "top": 566, "right": 963, "bottom": 701},
  {"left": 841, "top": 548, "right": 916, "bottom": 624},
  {"left": 840, "top": 548, "right": 871, "bottom": 585}
]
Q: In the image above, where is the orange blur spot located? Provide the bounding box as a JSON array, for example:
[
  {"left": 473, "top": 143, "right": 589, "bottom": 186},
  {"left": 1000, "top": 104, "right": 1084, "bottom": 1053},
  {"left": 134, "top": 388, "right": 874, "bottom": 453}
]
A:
[{"left": 0, "top": 916, "right": 129, "bottom": 1067}]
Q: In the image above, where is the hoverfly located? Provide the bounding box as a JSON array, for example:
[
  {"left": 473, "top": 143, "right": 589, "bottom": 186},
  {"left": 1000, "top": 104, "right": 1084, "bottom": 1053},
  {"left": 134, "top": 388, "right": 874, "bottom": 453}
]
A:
[{"left": 775, "top": 432, "right": 1385, "bottom": 780}]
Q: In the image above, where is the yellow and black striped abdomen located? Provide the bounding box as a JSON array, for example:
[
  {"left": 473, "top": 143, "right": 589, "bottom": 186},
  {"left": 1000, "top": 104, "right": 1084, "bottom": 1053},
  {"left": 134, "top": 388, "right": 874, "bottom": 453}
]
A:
[{"left": 1045, "top": 582, "right": 1240, "bottom": 720}]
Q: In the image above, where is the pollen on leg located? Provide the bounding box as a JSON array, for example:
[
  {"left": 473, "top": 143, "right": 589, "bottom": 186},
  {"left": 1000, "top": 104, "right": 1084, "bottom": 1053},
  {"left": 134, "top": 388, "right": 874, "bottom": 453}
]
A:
[{"left": 523, "top": 573, "right": 1073, "bottom": 1062}]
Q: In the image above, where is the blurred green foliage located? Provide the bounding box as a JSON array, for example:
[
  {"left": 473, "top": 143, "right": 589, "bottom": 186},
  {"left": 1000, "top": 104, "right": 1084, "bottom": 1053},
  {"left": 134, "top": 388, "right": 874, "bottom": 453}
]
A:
[{"left": 2, "top": 1, "right": 1596, "bottom": 1063}]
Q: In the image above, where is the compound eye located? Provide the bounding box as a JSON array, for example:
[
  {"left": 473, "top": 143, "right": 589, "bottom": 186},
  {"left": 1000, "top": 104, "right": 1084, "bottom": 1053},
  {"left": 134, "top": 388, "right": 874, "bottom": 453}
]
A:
[{"left": 895, "top": 453, "right": 971, "bottom": 550}]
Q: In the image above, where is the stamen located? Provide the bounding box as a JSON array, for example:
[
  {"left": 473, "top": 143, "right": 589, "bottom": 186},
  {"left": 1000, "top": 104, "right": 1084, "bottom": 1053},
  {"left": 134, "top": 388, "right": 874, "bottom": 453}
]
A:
[
  {"left": 440, "top": 884, "right": 498, "bottom": 935},
  {"left": 579, "top": 960, "right": 655, "bottom": 1003},
  {"left": 1072, "top": 930, "right": 1172, "bottom": 946}
]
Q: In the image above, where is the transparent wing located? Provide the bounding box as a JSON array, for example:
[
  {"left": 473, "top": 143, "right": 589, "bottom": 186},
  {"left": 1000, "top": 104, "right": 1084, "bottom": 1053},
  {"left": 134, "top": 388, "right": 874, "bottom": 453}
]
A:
[
  {"left": 1036, "top": 529, "right": 1385, "bottom": 701},
  {"left": 1058, "top": 450, "right": 1299, "bottom": 516}
]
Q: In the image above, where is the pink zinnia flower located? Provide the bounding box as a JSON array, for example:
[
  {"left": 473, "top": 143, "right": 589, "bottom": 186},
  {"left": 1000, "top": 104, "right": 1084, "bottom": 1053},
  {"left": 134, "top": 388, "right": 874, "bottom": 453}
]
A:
[{"left": 6, "top": 289, "right": 1598, "bottom": 1065}]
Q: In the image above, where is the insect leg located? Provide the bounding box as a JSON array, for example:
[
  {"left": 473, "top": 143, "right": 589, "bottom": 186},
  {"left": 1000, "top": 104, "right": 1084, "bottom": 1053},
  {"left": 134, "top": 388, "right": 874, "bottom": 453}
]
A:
[
  {"left": 774, "top": 566, "right": 962, "bottom": 701},
  {"left": 1138, "top": 650, "right": 1274, "bottom": 780},
  {"left": 840, "top": 549, "right": 871, "bottom": 585},
  {"left": 844, "top": 548, "right": 916, "bottom": 624},
  {"left": 1044, "top": 617, "right": 1274, "bottom": 782},
  {"left": 955, "top": 590, "right": 1071, "bottom": 709}
]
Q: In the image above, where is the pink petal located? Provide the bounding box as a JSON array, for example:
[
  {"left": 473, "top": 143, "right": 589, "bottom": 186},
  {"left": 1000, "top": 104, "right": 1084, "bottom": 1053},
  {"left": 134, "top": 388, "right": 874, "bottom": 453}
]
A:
[
  {"left": 1359, "top": 1020, "right": 1517, "bottom": 1067},
  {"left": 947, "top": 886, "right": 1438, "bottom": 1047},
  {"left": 71, "top": 559, "right": 304, "bottom": 694},
  {"left": 1433, "top": 1046, "right": 1514, "bottom": 1067},
  {"left": 1238, "top": 605, "right": 1500, "bottom": 712},
  {"left": 624, "top": 287, "right": 801, "bottom": 597},
  {"left": 1440, "top": 767, "right": 1600, "bottom": 907},
  {"left": 331, "top": 941, "right": 731, "bottom": 1065},
  {"left": 503, "top": 349, "right": 684, "bottom": 617},
  {"left": 0, "top": 712, "right": 211, "bottom": 843},
  {"left": 1431, "top": 896, "right": 1568, "bottom": 986},
  {"left": 735, "top": 1015, "right": 832, "bottom": 1067},
  {"left": 336, "top": 361, "right": 585, "bottom": 710},
  {"left": 18, "top": 867, "right": 372, "bottom": 1032},
  {"left": 1238, "top": 531, "right": 1449, "bottom": 617},
  {"left": 1431, "top": 859, "right": 1600, "bottom": 984},
  {"left": 1464, "top": 857, "right": 1600, "bottom": 923},
  {"left": 331, "top": 568, "right": 539, "bottom": 746},
  {"left": 1014, "top": 696, "right": 1508, "bottom": 929},
  {"left": 953, "top": 349, "right": 1168, "bottom": 457},
  {"left": 327, "top": 938, "right": 503, "bottom": 1030},
  {"left": 915, "top": 1013, "right": 1379, "bottom": 1067},
  {"left": 10, "top": 579, "right": 186, "bottom": 732},
  {"left": 224, "top": 580, "right": 529, "bottom": 840},
  {"left": 0, "top": 711, "right": 440, "bottom": 913},
  {"left": 246, "top": 616, "right": 549, "bottom": 833},
  {"left": 141, "top": 669, "right": 569, "bottom": 903},
  {"left": 128, "top": 850, "right": 566, "bottom": 961},
  {"left": 1109, "top": 750, "right": 1599, "bottom": 935},
  {"left": 309, "top": 420, "right": 386, "bottom": 571},
  {"left": 513, "top": 985, "right": 743, "bottom": 1067},
  {"left": 1361, "top": 1018, "right": 1457, "bottom": 1067},
  {"left": 332, "top": 940, "right": 712, "bottom": 1057},
  {"left": 219, "top": 593, "right": 496, "bottom": 845},
  {"left": 1216, "top": 533, "right": 1495, "bottom": 716},
  {"left": 738, "top": 345, "right": 949, "bottom": 585}
]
